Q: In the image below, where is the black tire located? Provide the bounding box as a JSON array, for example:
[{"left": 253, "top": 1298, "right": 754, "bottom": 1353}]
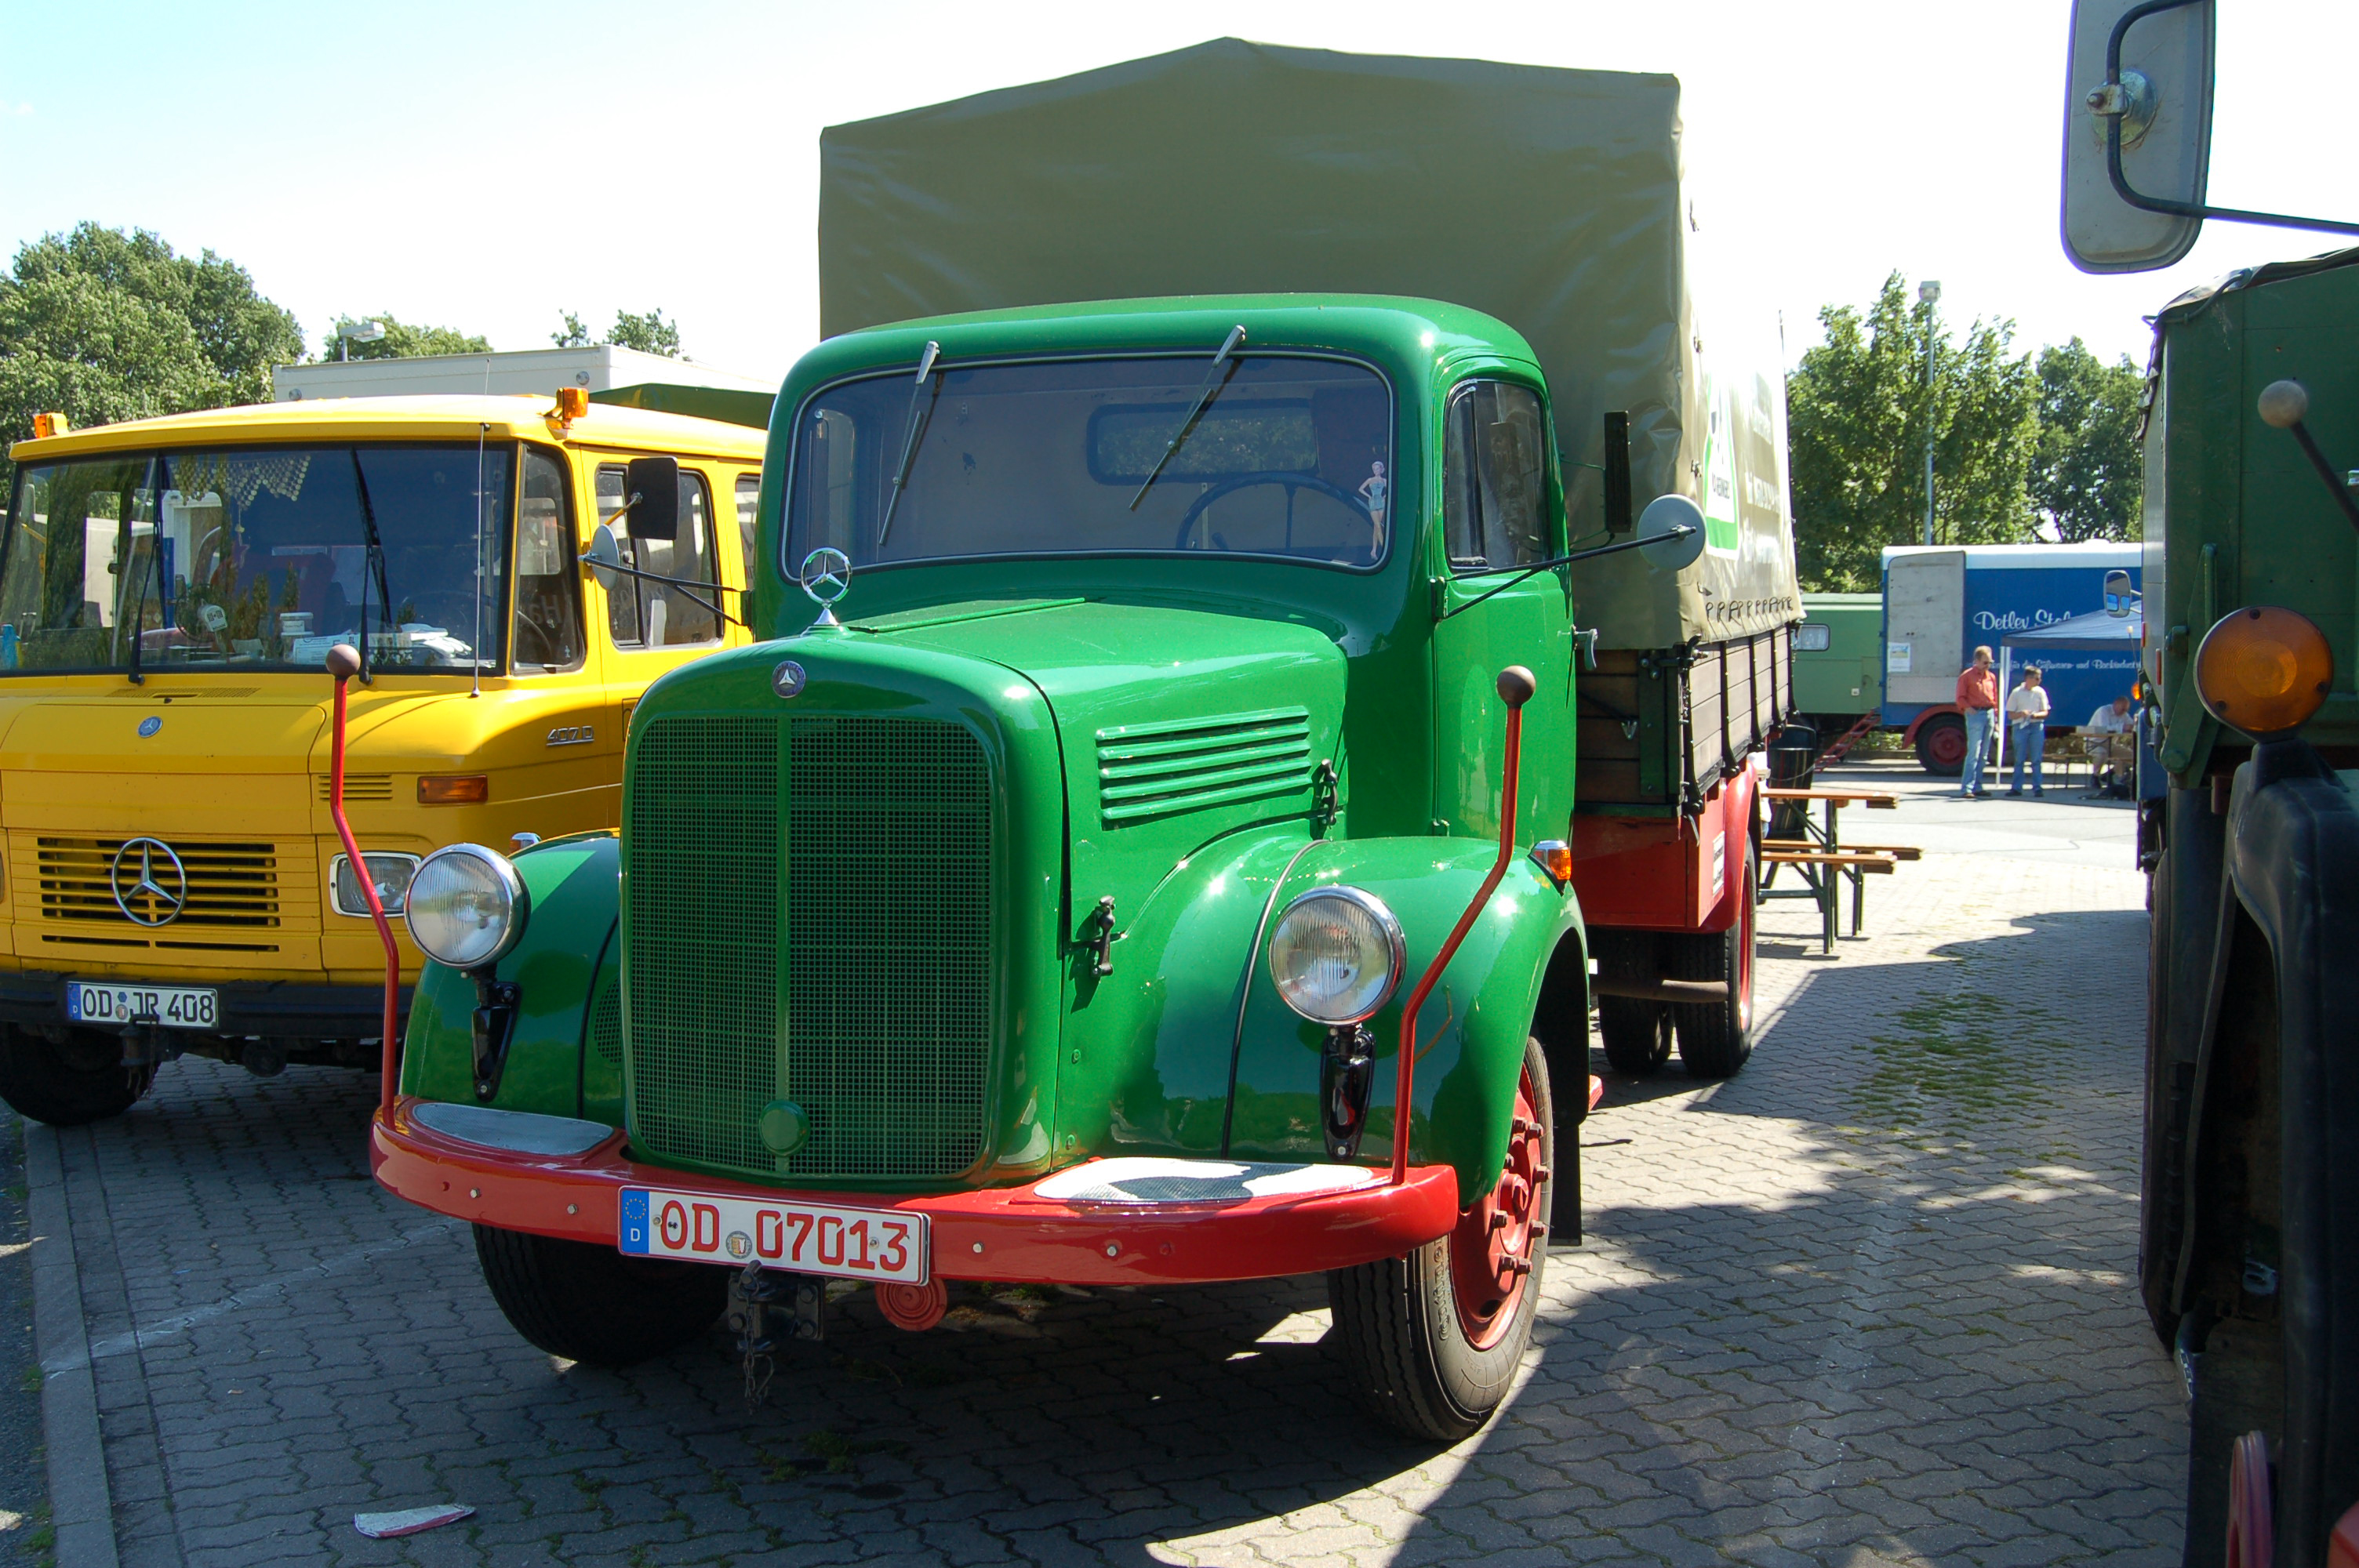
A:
[
  {"left": 0, "top": 1025, "right": 147, "bottom": 1127},
  {"left": 1597, "top": 997, "right": 1673, "bottom": 1076},
  {"left": 474, "top": 1224, "right": 727, "bottom": 1367},
  {"left": 1327, "top": 1035, "right": 1551, "bottom": 1442},
  {"left": 1914, "top": 712, "right": 1968, "bottom": 777},
  {"left": 1671, "top": 851, "right": 1757, "bottom": 1080}
]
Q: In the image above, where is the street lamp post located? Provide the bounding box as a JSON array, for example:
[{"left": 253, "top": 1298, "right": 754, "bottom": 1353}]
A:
[
  {"left": 336, "top": 320, "right": 387, "bottom": 362},
  {"left": 1919, "top": 280, "right": 1942, "bottom": 548}
]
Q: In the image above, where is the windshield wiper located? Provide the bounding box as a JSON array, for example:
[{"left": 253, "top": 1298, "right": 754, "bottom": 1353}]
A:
[
  {"left": 349, "top": 452, "right": 394, "bottom": 681},
  {"left": 876, "top": 340, "right": 943, "bottom": 550},
  {"left": 1128, "top": 325, "right": 1246, "bottom": 511}
]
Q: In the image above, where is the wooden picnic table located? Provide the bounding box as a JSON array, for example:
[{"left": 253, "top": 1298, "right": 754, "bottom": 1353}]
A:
[{"left": 1758, "top": 787, "right": 1906, "bottom": 949}]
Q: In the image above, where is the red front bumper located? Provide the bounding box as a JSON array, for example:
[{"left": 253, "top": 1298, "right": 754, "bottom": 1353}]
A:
[{"left": 370, "top": 1096, "right": 1460, "bottom": 1287}]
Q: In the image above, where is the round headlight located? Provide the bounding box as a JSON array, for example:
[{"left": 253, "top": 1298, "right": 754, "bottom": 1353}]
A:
[
  {"left": 1268, "top": 886, "right": 1405, "bottom": 1025},
  {"left": 404, "top": 844, "right": 530, "bottom": 971}
]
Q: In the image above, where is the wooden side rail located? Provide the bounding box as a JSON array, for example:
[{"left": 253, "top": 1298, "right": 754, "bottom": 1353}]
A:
[{"left": 1813, "top": 842, "right": 1924, "bottom": 861}]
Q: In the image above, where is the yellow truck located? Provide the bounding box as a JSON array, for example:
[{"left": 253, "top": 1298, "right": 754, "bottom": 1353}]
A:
[{"left": 0, "top": 391, "right": 767, "bottom": 1123}]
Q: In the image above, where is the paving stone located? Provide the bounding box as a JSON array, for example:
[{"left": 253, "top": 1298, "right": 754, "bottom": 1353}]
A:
[{"left": 46, "top": 840, "right": 2182, "bottom": 1564}]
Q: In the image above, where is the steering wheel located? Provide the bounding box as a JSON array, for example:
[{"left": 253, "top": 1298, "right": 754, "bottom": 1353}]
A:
[{"left": 1172, "top": 472, "right": 1371, "bottom": 552}]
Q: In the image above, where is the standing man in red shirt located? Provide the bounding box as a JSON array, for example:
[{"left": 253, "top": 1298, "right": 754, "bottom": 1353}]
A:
[{"left": 1956, "top": 645, "right": 2000, "bottom": 797}]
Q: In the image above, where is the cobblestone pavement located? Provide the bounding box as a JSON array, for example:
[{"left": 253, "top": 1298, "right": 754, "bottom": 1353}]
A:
[{"left": 35, "top": 843, "right": 2182, "bottom": 1567}]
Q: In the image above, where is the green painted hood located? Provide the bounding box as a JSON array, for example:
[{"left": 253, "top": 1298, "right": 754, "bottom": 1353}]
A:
[{"left": 852, "top": 596, "right": 1347, "bottom": 898}]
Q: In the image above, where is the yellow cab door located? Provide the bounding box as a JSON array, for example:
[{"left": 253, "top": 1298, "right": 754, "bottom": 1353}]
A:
[
  {"left": 588, "top": 456, "right": 748, "bottom": 817},
  {"left": 500, "top": 444, "right": 610, "bottom": 837}
]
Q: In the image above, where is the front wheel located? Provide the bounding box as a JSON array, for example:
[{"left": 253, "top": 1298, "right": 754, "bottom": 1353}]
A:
[
  {"left": 1328, "top": 1036, "right": 1551, "bottom": 1441},
  {"left": 0, "top": 1025, "right": 148, "bottom": 1126},
  {"left": 474, "top": 1224, "right": 727, "bottom": 1367}
]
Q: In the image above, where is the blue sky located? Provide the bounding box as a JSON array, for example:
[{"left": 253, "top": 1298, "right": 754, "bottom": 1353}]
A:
[{"left": 4, "top": 1, "right": 2355, "bottom": 384}]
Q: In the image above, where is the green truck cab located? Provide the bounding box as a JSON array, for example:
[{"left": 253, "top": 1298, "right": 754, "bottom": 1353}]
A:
[
  {"left": 2066, "top": 3, "right": 2359, "bottom": 1555},
  {"left": 369, "top": 42, "right": 1798, "bottom": 1443}
]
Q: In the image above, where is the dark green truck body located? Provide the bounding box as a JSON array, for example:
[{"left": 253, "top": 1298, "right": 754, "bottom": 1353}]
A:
[{"left": 2139, "top": 245, "right": 2359, "bottom": 1561}]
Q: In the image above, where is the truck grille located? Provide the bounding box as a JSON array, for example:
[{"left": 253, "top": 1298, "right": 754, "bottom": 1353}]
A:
[
  {"left": 624, "top": 713, "right": 993, "bottom": 1182},
  {"left": 35, "top": 838, "right": 281, "bottom": 928}
]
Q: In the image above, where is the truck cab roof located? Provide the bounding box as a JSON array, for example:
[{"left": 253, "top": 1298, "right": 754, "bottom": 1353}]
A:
[{"left": 9, "top": 394, "right": 767, "bottom": 465}]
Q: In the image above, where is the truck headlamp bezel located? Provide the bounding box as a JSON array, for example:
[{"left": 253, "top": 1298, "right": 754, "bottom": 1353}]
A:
[
  {"left": 403, "top": 843, "right": 530, "bottom": 972},
  {"left": 1267, "top": 885, "right": 1405, "bottom": 1026}
]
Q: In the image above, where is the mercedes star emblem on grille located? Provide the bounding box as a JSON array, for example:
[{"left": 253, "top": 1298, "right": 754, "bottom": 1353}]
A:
[{"left": 110, "top": 837, "right": 188, "bottom": 927}]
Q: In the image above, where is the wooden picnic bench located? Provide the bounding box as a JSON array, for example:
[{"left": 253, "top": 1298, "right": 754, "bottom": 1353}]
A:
[{"left": 1757, "top": 786, "right": 1906, "bottom": 950}]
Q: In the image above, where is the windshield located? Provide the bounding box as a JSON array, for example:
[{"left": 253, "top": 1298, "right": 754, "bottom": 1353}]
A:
[
  {"left": 784, "top": 354, "right": 1392, "bottom": 575},
  {"left": 0, "top": 444, "right": 513, "bottom": 675}
]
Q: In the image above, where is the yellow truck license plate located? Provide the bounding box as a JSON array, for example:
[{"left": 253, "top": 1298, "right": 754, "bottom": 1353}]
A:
[
  {"left": 618, "top": 1188, "right": 929, "bottom": 1284},
  {"left": 66, "top": 981, "right": 219, "bottom": 1030}
]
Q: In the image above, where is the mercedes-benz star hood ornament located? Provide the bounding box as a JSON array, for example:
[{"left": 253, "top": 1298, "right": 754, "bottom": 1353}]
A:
[{"left": 799, "top": 547, "right": 852, "bottom": 629}]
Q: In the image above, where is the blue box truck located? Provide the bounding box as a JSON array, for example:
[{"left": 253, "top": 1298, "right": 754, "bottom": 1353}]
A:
[{"left": 1881, "top": 543, "right": 2142, "bottom": 774}]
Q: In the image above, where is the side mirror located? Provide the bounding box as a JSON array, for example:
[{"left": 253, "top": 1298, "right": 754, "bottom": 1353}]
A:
[
  {"left": 623, "top": 456, "right": 681, "bottom": 540},
  {"left": 583, "top": 523, "right": 623, "bottom": 591},
  {"left": 1635, "top": 494, "right": 1707, "bottom": 573},
  {"left": 2059, "top": 0, "right": 2215, "bottom": 274},
  {"left": 2104, "top": 568, "right": 2136, "bottom": 616}
]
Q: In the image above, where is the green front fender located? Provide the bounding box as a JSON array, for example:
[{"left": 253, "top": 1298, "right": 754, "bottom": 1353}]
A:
[
  {"left": 1227, "top": 837, "right": 1583, "bottom": 1203},
  {"left": 399, "top": 832, "right": 622, "bottom": 1121}
]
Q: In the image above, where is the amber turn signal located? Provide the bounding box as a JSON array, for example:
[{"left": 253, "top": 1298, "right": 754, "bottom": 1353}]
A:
[
  {"left": 31, "top": 412, "right": 68, "bottom": 439},
  {"left": 418, "top": 775, "right": 489, "bottom": 804},
  {"left": 1529, "top": 839, "right": 1574, "bottom": 890},
  {"left": 2194, "top": 606, "right": 2334, "bottom": 738},
  {"left": 554, "top": 386, "right": 589, "bottom": 421}
]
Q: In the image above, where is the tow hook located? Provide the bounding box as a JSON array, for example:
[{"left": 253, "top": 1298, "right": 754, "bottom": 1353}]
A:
[
  {"left": 118, "top": 1014, "right": 175, "bottom": 1071},
  {"left": 730, "top": 1262, "right": 825, "bottom": 1407}
]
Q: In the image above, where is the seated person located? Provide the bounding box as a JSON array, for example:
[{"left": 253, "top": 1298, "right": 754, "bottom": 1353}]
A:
[{"left": 2081, "top": 695, "right": 2136, "bottom": 793}]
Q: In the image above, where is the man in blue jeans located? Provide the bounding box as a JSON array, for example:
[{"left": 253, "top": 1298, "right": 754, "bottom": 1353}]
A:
[
  {"left": 2006, "top": 666, "right": 2049, "bottom": 796},
  {"left": 1956, "top": 645, "right": 1999, "bottom": 797}
]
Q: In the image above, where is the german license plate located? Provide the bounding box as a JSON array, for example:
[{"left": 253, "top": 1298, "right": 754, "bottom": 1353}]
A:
[
  {"left": 65, "top": 980, "right": 219, "bottom": 1030},
  {"left": 618, "top": 1188, "right": 929, "bottom": 1284}
]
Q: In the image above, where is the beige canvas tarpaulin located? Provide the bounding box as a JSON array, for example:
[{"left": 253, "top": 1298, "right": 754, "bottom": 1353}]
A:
[{"left": 820, "top": 37, "right": 1798, "bottom": 648}]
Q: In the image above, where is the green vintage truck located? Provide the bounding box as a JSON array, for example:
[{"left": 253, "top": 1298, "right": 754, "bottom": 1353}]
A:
[
  {"left": 2065, "top": 2, "right": 2359, "bottom": 1559},
  {"left": 367, "top": 42, "right": 1797, "bottom": 1441}
]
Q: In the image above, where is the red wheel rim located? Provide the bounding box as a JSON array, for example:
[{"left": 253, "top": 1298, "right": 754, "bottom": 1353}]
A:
[
  {"left": 1925, "top": 720, "right": 1966, "bottom": 771},
  {"left": 1450, "top": 1062, "right": 1544, "bottom": 1349}
]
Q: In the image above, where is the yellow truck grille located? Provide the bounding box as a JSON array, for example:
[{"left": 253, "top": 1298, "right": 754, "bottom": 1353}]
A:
[{"left": 35, "top": 838, "right": 283, "bottom": 929}]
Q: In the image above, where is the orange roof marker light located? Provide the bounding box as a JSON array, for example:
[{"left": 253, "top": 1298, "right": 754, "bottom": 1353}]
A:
[
  {"left": 2194, "top": 605, "right": 2335, "bottom": 739},
  {"left": 31, "top": 412, "right": 68, "bottom": 439},
  {"left": 551, "top": 386, "right": 589, "bottom": 430}
]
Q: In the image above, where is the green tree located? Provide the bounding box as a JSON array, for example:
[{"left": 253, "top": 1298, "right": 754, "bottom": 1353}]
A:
[
  {"left": 605, "top": 307, "right": 682, "bottom": 358},
  {"left": 2032, "top": 338, "right": 2145, "bottom": 542},
  {"left": 1787, "top": 273, "right": 2040, "bottom": 590},
  {"left": 551, "top": 310, "right": 592, "bottom": 348},
  {"left": 0, "top": 223, "right": 300, "bottom": 484},
  {"left": 320, "top": 312, "right": 492, "bottom": 361}
]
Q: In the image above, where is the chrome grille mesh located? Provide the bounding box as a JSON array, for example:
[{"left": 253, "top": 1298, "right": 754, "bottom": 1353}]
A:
[
  {"left": 625, "top": 716, "right": 782, "bottom": 1172},
  {"left": 623, "top": 710, "right": 993, "bottom": 1181},
  {"left": 783, "top": 716, "right": 991, "bottom": 1179}
]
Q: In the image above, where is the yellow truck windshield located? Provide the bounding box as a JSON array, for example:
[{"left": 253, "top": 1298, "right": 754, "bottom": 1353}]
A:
[{"left": 0, "top": 443, "right": 518, "bottom": 675}]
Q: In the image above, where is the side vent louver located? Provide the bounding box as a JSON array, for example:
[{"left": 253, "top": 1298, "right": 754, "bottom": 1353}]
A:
[{"left": 1096, "top": 707, "right": 1313, "bottom": 826}]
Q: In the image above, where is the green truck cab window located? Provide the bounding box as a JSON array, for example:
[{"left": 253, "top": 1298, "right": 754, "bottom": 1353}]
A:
[
  {"left": 1443, "top": 380, "right": 1550, "bottom": 573},
  {"left": 784, "top": 354, "right": 1390, "bottom": 572}
]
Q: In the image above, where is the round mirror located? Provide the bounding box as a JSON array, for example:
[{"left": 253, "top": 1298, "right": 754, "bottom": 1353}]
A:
[
  {"left": 1635, "top": 495, "right": 1707, "bottom": 572},
  {"left": 583, "top": 523, "right": 622, "bottom": 591}
]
